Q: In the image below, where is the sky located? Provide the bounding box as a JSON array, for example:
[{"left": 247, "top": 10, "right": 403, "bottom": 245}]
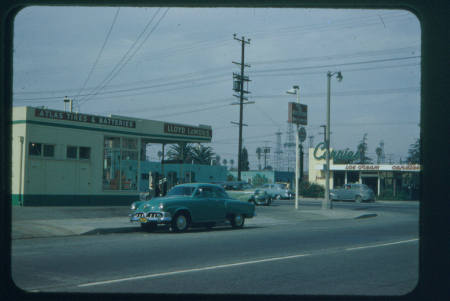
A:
[{"left": 12, "top": 6, "right": 421, "bottom": 171}]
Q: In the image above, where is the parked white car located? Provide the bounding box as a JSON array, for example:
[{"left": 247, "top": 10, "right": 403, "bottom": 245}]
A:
[{"left": 261, "top": 183, "right": 293, "bottom": 200}]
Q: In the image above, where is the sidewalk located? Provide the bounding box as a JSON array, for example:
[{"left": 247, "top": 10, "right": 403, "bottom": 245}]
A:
[{"left": 11, "top": 202, "right": 377, "bottom": 240}]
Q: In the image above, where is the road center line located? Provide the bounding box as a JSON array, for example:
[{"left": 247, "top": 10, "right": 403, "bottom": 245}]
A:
[
  {"left": 78, "top": 238, "right": 419, "bottom": 288},
  {"left": 78, "top": 253, "right": 311, "bottom": 287},
  {"left": 345, "top": 238, "right": 419, "bottom": 251}
]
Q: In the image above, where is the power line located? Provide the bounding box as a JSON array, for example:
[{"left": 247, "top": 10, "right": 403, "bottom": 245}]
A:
[
  {"left": 251, "top": 45, "right": 420, "bottom": 66},
  {"left": 14, "top": 46, "right": 419, "bottom": 99},
  {"left": 252, "top": 56, "right": 420, "bottom": 75},
  {"left": 79, "top": 8, "right": 170, "bottom": 106},
  {"left": 14, "top": 60, "right": 419, "bottom": 103},
  {"left": 73, "top": 8, "right": 120, "bottom": 108}
]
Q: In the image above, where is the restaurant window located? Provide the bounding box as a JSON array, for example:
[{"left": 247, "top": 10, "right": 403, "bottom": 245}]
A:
[
  {"left": 79, "top": 147, "right": 91, "bottom": 159},
  {"left": 43, "top": 144, "right": 55, "bottom": 157},
  {"left": 67, "top": 146, "right": 77, "bottom": 159},
  {"left": 29, "top": 142, "right": 42, "bottom": 156}
]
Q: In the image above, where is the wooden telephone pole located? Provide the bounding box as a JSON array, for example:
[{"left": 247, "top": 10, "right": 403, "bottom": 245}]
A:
[{"left": 232, "top": 34, "right": 253, "bottom": 181}]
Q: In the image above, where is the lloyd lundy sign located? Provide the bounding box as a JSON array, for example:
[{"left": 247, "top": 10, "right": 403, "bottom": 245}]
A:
[
  {"left": 164, "top": 123, "right": 212, "bottom": 138},
  {"left": 313, "top": 142, "right": 360, "bottom": 162},
  {"left": 34, "top": 108, "right": 136, "bottom": 128}
]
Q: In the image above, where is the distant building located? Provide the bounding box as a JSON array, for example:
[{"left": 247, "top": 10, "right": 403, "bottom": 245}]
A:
[
  {"left": 11, "top": 106, "right": 216, "bottom": 206},
  {"left": 308, "top": 144, "right": 420, "bottom": 199}
]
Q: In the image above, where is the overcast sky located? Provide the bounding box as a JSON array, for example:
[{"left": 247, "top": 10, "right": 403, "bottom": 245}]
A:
[{"left": 12, "top": 6, "right": 421, "bottom": 170}]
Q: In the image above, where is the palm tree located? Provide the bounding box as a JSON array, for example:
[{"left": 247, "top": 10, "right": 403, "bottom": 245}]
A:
[
  {"left": 191, "top": 144, "right": 214, "bottom": 165},
  {"left": 222, "top": 159, "right": 228, "bottom": 170},
  {"left": 167, "top": 143, "right": 193, "bottom": 163},
  {"left": 256, "top": 147, "right": 262, "bottom": 170}
]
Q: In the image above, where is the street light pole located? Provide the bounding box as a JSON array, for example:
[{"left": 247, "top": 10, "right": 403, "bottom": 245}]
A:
[{"left": 323, "top": 71, "right": 342, "bottom": 210}]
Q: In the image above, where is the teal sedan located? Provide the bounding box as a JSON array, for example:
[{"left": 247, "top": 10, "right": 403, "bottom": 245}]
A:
[{"left": 129, "top": 183, "right": 256, "bottom": 232}]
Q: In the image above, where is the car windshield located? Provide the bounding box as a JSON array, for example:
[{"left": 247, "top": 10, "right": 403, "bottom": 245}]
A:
[{"left": 166, "top": 186, "right": 196, "bottom": 196}]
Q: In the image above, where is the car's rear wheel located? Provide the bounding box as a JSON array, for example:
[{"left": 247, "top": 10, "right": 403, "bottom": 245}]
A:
[
  {"left": 171, "top": 212, "right": 190, "bottom": 233},
  {"left": 141, "top": 222, "right": 157, "bottom": 232},
  {"left": 230, "top": 213, "right": 245, "bottom": 229},
  {"left": 355, "top": 195, "right": 362, "bottom": 203}
]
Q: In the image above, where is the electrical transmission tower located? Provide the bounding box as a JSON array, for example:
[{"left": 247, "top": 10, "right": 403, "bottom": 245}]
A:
[
  {"left": 284, "top": 122, "right": 296, "bottom": 172},
  {"left": 263, "top": 144, "right": 271, "bottom": 170},
  {"left": 274, "top": 130, "right": 283, "bottom": 171},
  {"left": 232, "top": 34, "right": 253, "bottom": 180}
]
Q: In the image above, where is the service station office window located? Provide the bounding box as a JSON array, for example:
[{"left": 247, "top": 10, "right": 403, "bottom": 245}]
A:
[
  {"left": 29, "top": 142, "right": 55, "bottom": 158},
  {"left": 67, "top": 146, "right": 91, "bottom": 160},
  {"left": 66, "top": 146, "right": 77, "bottom": 159},
  {"left": 103, "top": 136, "right": 138, "bottom": 191}
]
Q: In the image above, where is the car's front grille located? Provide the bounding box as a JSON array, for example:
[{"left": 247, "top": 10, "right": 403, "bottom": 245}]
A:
[
  {"left": 135, "top": 213, "right": 145, "bottom": 218},
  {"left": 147, "top": 212, "right": 162, "bottom": 218}
]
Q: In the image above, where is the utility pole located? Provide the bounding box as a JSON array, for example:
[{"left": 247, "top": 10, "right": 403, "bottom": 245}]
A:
[
  {"left": 232, "top": 34, "right": 252, "bottom": 181},
  {"left": 275, "top": 130, "right": 283, "bottom": 171},
  {"left": 324, "top": 71, "right": 342, "bottom": 210}
]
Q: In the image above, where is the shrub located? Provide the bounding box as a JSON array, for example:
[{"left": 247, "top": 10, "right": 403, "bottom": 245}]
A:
[{"left": 299, "top": 181, "right": 324, "bottom": 198}]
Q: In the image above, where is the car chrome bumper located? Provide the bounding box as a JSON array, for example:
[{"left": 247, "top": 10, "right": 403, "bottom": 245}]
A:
[{"left": 129, "top": 211, "right": 172, "bottom": 224}]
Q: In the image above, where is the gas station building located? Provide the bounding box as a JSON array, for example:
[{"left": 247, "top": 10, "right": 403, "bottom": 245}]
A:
[{"left": 11, "top": 106, "right": 216, "bottom": 206}]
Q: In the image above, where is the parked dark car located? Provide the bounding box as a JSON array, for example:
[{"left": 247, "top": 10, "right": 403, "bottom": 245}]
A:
[
  {"left": 223, "top": 181, "right": 253, "bottom": 191},
  {"left": 129, "top": 183, "right": 255, "bottom": 232},
  {"left": 330, "top": 183, "right": 375, "bottom": 202},
  {"left": 248, "top": 189, "right": 272, "bottom": 206}
]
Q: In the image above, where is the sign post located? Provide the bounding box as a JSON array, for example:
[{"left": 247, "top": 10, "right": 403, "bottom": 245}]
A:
[{"left": 287, "top": 92, "right": 308, "bottom": 210}]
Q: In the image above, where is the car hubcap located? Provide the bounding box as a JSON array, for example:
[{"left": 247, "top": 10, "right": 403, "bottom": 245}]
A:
[
  {"left": 235, "top": 214, "right": 243, "bottom": 226},
  {"left": 177, "top": 215, "right": 187, "bottom": 230}
]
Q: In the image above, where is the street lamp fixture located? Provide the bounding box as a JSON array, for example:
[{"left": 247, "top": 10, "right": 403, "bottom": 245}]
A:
[{"left": 323, "top": 71, "right": 343, "bottom": 210}]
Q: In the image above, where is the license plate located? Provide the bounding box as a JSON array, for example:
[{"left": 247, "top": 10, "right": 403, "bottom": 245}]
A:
[{"left": 139, "top": 217, "right": 147, "bottom": 223}]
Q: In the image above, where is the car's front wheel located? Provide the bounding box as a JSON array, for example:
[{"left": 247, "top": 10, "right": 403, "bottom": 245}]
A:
[
  {"left": 230, "top": 213, "right": 245, "bottom": 229},
  {"left": 355, "top": 195, "right": 362, "bottom": 203},
  {"left": 171, "top": 212, "right": 190, "bottom": 233}
]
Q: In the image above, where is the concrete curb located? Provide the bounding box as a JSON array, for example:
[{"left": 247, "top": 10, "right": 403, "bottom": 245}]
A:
[{"left": 11, "top": 205, "right": 379, "bottom": 240}]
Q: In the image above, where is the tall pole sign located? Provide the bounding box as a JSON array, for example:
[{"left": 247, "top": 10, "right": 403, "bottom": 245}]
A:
[{"left": 287, "top": 87, "right": 308, "bottom": 210}]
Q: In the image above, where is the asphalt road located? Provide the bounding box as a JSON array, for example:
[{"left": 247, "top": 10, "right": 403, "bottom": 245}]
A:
[{"left": 11, "top": 200, "right": 419, "bottom": 296}]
